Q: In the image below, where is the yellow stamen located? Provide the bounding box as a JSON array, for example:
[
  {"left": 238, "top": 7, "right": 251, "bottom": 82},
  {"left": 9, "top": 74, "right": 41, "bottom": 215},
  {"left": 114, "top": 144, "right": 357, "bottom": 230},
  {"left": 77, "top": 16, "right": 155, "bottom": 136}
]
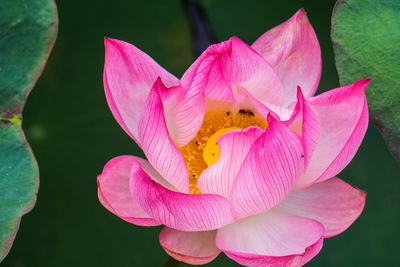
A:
[{"left": 179, "top": 109, "right": 268, "bottom": 194}]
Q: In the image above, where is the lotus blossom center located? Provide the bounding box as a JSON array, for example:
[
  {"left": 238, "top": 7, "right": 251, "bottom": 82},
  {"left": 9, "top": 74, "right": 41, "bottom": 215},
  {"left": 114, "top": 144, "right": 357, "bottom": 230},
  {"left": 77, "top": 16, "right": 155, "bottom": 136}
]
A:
[{"left": 179, "top": 109, "right": 268, "bottom": 194}]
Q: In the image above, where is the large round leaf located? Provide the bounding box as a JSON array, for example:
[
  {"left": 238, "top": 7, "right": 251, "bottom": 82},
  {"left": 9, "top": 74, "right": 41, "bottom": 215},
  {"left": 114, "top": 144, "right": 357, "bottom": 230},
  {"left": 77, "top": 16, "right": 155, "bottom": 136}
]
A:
[
  {"left": 0, "top": 0, "right": 57, "bottom": 262},
  {"left": 331, "top": 0, "right": 400, "bottom": 163}
]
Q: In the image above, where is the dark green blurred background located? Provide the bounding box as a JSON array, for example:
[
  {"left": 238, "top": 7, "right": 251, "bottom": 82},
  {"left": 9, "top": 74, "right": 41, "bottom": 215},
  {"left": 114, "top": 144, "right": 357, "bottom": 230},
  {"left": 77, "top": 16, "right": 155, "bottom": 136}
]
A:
[{"left": 3, "top": 0, "right": 400, "bottom": 266}]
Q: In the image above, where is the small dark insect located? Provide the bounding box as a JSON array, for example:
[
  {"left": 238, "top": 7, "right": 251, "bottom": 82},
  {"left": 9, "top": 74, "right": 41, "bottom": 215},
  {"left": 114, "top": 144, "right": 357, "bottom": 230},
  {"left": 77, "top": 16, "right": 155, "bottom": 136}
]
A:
[
  {"left": 301, "top": 154, "right": 304, "bottom": 158},
  {"left": 239, "top": 109, "right": 254, "bottom": 116},
  {"left": 195, "top": 141, "right": 199, "bottom": 146},
  {"left": 226, "top": 111, "right": 230, "bottom": 116}
]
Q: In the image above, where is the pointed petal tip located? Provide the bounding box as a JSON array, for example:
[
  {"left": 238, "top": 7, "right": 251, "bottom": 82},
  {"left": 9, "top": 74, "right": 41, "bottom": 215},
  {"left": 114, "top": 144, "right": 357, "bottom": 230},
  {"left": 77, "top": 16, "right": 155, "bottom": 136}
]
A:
[
  {"left": 104, "top": 37, "right": 124, "bottom": 55},
  {"left": 152, "top": 76, "right": 164, "bottom": 91},
  {"left": 296, "top": 8, "right": 306, "bottom": 15},
  {"left": 356, "top": 186, "right": 367, "bottom": 199},
  {"left": 228, "top": 36, "right": 241, "bottom": 44},
  {"left": 104, "top": 37, "right": 131, "bottom": 51},
  {"left": 104, "top": 37, "right": 117, "bottom": 47},
  {"left": 348, "top": 78, "right": 371, "bottom": 95},
  {"left": 296, "top": 86, "right": 304, "bottom": 99},
  {"left": 266, "top": 113, "right": 279, "bottom": 124},
  {"left": 266, "top": 113, "right": 273, "bottom": 124},
  {"left": 359, "top": 77, "right": 372, "bottom": 88},
  {"left": 356, "top": 77, "right": 371, "bottom": 84},
  {"left": 252, "top": 7, "right": 320, "bottom": 104},
  {"left": 293, "top": 8, "right": 309, "bottom": 23}
]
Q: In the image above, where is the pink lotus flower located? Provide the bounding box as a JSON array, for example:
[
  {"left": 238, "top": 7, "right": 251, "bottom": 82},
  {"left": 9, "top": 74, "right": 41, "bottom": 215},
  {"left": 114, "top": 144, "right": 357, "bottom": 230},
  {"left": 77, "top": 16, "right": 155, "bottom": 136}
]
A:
[{"left": 98, "top": 9, "right": 368, "bottom": 266}]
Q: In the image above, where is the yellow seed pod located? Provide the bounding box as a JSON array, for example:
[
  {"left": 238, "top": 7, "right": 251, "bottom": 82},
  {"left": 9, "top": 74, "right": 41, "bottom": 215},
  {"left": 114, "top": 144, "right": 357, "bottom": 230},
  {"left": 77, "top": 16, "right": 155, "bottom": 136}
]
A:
[{"left": 203, "top": 127, "right": 241, "bottom": 166}]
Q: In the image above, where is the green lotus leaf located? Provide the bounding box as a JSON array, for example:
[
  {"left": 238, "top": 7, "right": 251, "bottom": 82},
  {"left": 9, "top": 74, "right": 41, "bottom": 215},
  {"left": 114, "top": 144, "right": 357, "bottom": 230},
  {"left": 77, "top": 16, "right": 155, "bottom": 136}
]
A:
[
  {"left": 0, "top": 0, "right": 57, "bottom": 261},
  {"left": 332, "top": 0, "right": 400, "bottom": 163}
]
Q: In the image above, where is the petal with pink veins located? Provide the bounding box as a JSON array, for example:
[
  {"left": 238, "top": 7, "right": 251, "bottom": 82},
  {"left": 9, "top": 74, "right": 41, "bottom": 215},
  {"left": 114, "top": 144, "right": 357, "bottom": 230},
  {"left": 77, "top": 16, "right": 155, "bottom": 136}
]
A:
[
  {"left": 286, "top": 87, "right": 320, "bottom": 169},
  {"left": 159, "top": 227, "right": 220, "bottom": 265},
  {"left": 97, "top": 156, "right": 160, "bottom": 226},
  {"left": 227, "top": 37, "right": 285, "bottom": 108},
  {"left": 174, "top": 44, "right": 229, "bottom": 147},
  {"left": 216, "top": 209, "right": 324, "bottom": 267},
  {"left": 138, "top": 79, "right": 189, "bottom": 193},
  {"left": 173, "top": 87, "right": 207, "bottom": 148},
  {"left": 104, "top": 38, "right": 178, "bottom": 144},
  {"left": 252, "top": 9, "right": 321, "bottom": 106},
  {"left": 277, "top": 177, "right": 366, "bottom": 238},
  {"left": 176, "top": 37, "right": 285, "bottom": 146},
  {"left": 130, "top": 159, "right": 235, "bottom": 231},
  {"left": 295, "top": 79, "right": 370, "bottom": 189},
  {"left": 230, "top": 116, "right": 304, "bottom": 219},
  {"left": 198, "top": 126, "right": 265, "bottom": 198}
]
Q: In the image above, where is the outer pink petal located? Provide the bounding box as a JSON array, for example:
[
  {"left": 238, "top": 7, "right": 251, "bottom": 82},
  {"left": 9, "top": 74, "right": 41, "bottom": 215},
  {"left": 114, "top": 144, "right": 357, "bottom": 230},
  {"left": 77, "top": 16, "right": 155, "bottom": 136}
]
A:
[
  {"left": 230, "top": 116, "right": 304, "bottom": 219},
  {"left": 198, "top": 127, "right": 265, "bottom": 198},
  {"left": 175, "top": 37, "right": 285, "bottom": 146},
  {"left": 104, "top": 38, "right": 178, "bottom": 143},
  {"left": 97, "top": 156, "right": 160, "bottom": 226},
  {"left": 159, "top": 227, "right": 220, "bottom": 265},
  {"left": 285, "top": 87, "right": 320, "bottom": 169},
  {"left": 138, "top": 78, "right": 189, "bottom": 193},
  {"left": 130, "top": 160, "right": 235, "bottom": 231},
  {"left": 277, "top": 177, "right": 366, "bottom": 238},
  {"left": 216, "top": 209, "right": 324, "bottom": 267},
  {"left": 252, "top": 9, "right": 321, "bottom": 106},
  {"left": 295, "top": 79, "right": 370, "bottom": 189}
]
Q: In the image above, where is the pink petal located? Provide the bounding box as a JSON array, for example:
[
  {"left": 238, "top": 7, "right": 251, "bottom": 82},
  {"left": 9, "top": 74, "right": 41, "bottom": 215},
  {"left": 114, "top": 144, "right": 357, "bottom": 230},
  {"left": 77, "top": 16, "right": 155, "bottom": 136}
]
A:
[
  {"left": 286, "top": 87, "right": 320, "bottom": 169},
  {"left": 198, "top": 127, "right": 265, "bottom": 198},
  {"left": 216, "top": 209, "right": 324, "bottom": 267},
  {"left": 174, "top": 43, "right": 230, "bottom": 147},
  {"left": 159, "top": 227, "right": 220, "bottom": 265},
  {"left": 154, "top": 82, "right": 181, "bottom": 143},
  {"left": 104, "top": 38, "right": 178, "bottom": 143},
  {"left": 222, "top": 238, "right": 323, "bottom": 267},
  {"left": 230, "top": 116, "right": 304, "bottom": 219},
  {"left": 277, "top": 177, "right": 366, "bottom": 238},
  {"left": 227, "top": 37, "right": 284, "bottom": 108},
  {"left": 295, "top": 79, "right": 370, "bottom": 189},
  {"left": 97, "top": 156, "right": 160, "bottom": 226},
  {"left": 175, "top": 37, "right": 285, "bottom": 146},
  {"left": 252, "top": 9, "right": 321, "bottom": 106},
  {"left": 173, "top": 86, "right": 207, "bottom": 147},
  {"left": 138, "top": 78, "right": 189, "bottom": 193},
  {"left": 130, "top": 159, "right": 235, "bottom": 231}
]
